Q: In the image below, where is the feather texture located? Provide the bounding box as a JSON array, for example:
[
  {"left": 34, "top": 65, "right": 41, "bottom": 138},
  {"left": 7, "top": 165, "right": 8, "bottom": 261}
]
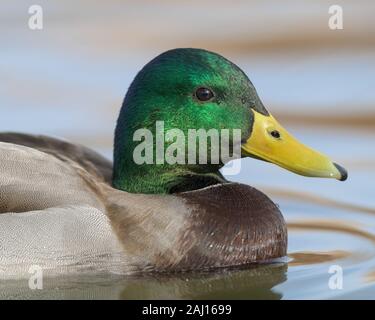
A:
[{"left": 0, "top": 134, "right": 287, "bottom": 277}]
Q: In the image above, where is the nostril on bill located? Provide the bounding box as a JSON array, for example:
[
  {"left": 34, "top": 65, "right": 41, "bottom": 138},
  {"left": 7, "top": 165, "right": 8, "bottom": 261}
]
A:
[{"left": 270, "top": 130, "right": 281, "bottom": 139}]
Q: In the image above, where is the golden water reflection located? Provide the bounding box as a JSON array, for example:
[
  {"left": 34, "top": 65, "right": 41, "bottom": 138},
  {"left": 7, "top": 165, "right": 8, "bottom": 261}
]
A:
[
  {"left": 264, "top": 188, "right": 375, "bottom": 215},
  {"left": 288, "top": 220, "right": 375, "bottom": 287},
  {"left": 289, "top": 250, "right": 350, "bottom": 266}
]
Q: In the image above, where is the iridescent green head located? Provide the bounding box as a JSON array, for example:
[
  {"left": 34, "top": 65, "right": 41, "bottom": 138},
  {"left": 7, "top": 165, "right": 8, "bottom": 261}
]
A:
[{"left": 113, "top": 48, "right": 347, "bottom": 194}]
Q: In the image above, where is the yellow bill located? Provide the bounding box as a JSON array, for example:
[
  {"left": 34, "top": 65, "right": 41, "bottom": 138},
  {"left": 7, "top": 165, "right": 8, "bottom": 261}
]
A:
[{"left": 241, "top": 110, "right": 347, "bottom": 181}]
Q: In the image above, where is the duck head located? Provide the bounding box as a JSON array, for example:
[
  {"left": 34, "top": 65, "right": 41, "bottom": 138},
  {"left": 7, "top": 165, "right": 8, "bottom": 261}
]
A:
[
  {"left": 107, "top": 48, "right": 348, "bottom": 270},
  {"left": 113, "top": 48, "right": 347, "bottom": 194}
]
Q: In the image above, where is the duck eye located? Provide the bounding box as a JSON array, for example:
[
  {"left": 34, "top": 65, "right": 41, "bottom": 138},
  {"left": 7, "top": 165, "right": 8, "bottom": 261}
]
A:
[
  {"left": 270, "top": 130, "right": 281, "bottom": 139},
  {"left": 195, "top": 87, "right": 214, "bottom": 101}
]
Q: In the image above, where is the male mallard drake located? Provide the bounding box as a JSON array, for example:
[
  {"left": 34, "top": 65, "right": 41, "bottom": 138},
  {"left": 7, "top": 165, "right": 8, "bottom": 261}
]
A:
[{"left": 0, "top": 48, "right": 347, "bottom": 278}]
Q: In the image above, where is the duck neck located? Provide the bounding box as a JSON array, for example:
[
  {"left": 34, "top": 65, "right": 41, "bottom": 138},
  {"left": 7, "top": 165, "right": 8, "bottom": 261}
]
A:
[
  {"left": 112, "top": 133, "right": 226, "bottom": 194},
  {"left": 113, "top": 159, "right": 226, "bottom": 194}
]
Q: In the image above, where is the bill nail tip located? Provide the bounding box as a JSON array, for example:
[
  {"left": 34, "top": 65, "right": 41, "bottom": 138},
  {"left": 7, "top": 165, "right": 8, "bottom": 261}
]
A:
[{"left": 334, "top": 162, "right": 348, "bottom": 181}]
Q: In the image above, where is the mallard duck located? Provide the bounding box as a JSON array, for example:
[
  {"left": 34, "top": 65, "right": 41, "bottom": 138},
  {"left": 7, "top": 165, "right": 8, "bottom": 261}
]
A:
[{"left": 0, "top": 48, "right": 347, "bottom": 277}]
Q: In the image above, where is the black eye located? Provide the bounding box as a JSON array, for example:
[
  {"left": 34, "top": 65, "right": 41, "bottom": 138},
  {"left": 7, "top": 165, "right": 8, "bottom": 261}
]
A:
[
  {"left": 195, "top": 87, "right": 214, "bottom": 101},
  {"left": 270, "top": 130, "right": 281, "bottom": 139}
]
